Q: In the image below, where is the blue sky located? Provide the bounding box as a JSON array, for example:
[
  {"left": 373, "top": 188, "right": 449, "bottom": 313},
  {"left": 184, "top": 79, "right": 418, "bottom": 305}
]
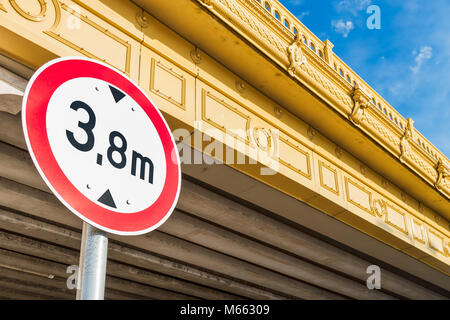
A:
[{"left": 280, "top": 0, "right": 450, "bottom": 157}]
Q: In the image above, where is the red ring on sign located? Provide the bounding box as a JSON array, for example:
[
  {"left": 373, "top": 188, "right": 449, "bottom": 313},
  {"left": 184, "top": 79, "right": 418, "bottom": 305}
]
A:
[{"left": 23, "top": 58, "right": 181, "bottom": 235}]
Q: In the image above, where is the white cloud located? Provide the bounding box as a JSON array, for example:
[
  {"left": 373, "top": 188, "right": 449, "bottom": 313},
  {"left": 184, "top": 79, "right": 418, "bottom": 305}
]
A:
[
  {"left": 287, "top": 0, "right": 303, "bottom": 6},
  {"left": 335, "top": 0, "right": 372, "bottom": 15},
  {"left": 410, "top": 46, "right": 433, "bottom": 74},
  {"left": 297, "top": 11, "right": 309, "bottom": 20},
  {"left": 332, "top": 19, "right": 354, "bottom": 38}
]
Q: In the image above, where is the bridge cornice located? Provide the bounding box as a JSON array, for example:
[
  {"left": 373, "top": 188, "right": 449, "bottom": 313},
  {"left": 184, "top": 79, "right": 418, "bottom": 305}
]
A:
[{"left": 195, "top": 0, "right": 449, "bottom": 200}]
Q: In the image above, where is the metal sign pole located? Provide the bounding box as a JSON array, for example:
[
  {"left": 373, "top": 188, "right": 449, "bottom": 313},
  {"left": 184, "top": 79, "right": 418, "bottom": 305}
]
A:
[{"left": 76, "top": 222, "right": 109, "bottom": 300}]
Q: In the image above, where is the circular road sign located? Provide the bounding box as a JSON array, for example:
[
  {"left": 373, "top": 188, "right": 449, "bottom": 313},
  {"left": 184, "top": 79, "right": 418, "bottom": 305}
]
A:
[{"left": 22, "top": 57, "right": 181, "bottom": 235}]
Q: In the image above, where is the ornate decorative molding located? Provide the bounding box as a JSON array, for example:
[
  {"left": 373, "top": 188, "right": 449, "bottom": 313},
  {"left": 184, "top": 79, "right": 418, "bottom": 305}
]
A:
[
  {"left": 235, "top": 80, "right": 246, "bottom": 93},
  {"left": 287, "top": 34, "right": 306, "bottom": 77},
  {"left": 197, "top": 0, "right": 213, "bottom": 9},
  {"left": 136, "top": 10, "right": 149, "bottom": 28},
  {"left": 364, "top": 113, "right": 401, "bottom": 152},
  {"left": 195, "top": 0, "right": 353, "bottom": 112},
  {"left": 252, "top": 127, "right": 272, "bottom": 152},
  {"left": 350, "top": 83, "right": 369, "bottom": 126},
  {"left": 273, "top": 106, "right": 283, "bottom": 118},
  {"left": 190, "top": 47, "right": 202, "bottom": 64},
  {"left": 436, "top": 159, "right": 450, "bottom": 191},
  {"left": 191, "top": 0, "right": 449, "bottom": 201},
  {"left": 399, "top": 118, "right": 414, "bottom": 164},
  {"left": 372, "top": 199, "right": 387, "bottom": 218},
  {"left": 307, "top": 126, "right": 316, "bottom": 141},
  {"left": 323, "top": 39, "right": 334, "bottom": 65},
  {"left": 214, "top": 0, "right": 287, "bottom": 55},
  {"left": 198, "top": 2, "right": 355, "bottom": 113},
  {"left": 299, "top": 60, "right": 353, "bottom": 110},
  {"left": 9, "top": 0, "right": 47, "bottom": 21}
]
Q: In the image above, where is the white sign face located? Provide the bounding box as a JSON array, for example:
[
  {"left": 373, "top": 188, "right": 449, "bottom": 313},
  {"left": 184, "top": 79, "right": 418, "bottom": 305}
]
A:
[
  {"left": 46, "top": 77, "right": 167, "bottom": 213},
  {"left": 22, "top": 57, "right": 181, "bottom": 235}
]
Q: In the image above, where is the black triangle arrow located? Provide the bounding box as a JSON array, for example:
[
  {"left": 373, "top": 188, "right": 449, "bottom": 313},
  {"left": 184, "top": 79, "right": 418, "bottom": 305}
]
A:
[
  {"left": 97, "top": 189, "right": 117, "bottom": 208},
  {"left": 109, "top": 85, "right": 126, "bottom": 103}
]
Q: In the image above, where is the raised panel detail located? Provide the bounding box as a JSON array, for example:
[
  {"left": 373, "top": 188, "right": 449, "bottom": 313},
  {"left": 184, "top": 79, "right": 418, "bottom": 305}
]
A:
[
  {"left": 318, "top": 161, "right": 339, "bottom": 195},
  {"left": 45, "top": 3, "right": 131, "bottom": 74},
  {"left": 385, "top": 205, "right": 408, "bottom": 235},
  {"left": 150, "top": 58, "right": 186, "bottom": 110},
  {"left": 427, "top": 229, "right": 445, "bottom": 255},
  {"left": 345, "top": 177, "right": 372, "bottom": 214},
  {"left": 201, "top": 89, "right": 250, "bottom": 143},
  {"left": 278, "top": 136, "right": 311, "bottom": 179},
  {"left": 9, "top": 0, "right": 46, "bottom": 21},
  {"left": 411, "top": 218, "right": 426, "bottom": 244}
]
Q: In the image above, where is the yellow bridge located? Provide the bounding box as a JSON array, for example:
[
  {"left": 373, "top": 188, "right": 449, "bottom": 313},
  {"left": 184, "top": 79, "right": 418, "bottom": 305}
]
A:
[{"left": 0, "top": 0, "right": 448, "bottom": 299}]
